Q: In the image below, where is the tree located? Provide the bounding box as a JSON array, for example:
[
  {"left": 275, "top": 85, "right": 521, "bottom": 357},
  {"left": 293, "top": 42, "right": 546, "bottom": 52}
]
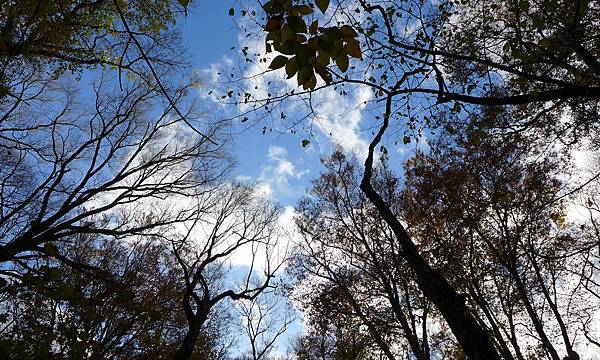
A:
[
  {"left": 233, "top": 0, "right": 600, "bottom": 358},
  {"left": 0, "top": 0, "right": 187, "bottom": 95},
  {"left": 290, "top": 150, "right": 457, "bottom": 360},
  {"left": 290, "top": 106, "right": 600, "bottom": 359},
  {"left": 0, "top": 69, "right": 227, "bottom": 265},
  {"left": 0, "top": 3, "right": 298, "bottom": 358},
  {"left": 289, "top": 279, "right": 382, "bottom": 360},
  {"left": 168, "top": 182, "right": 285, "bottom": 360},
  {"left": 0, "top": 2, "right": 281, "bottom": 357},
  {"left": 236, "top": 288, "right": 295, "bottom": 360},
  {"left": 0, "top": 233, "right": 233, "bottom": 359},
  {"left": 256, "top": 0, "right": 600, "bottom": 111},
  {"left": 400, "top": 111, "right": 592, "bottom": 360}
]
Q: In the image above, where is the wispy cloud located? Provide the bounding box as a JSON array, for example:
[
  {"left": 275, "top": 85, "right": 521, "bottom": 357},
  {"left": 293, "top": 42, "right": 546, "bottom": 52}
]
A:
[
  {"left": 257, "top": 145, "right": 309, "bottom": 200},
  {"left": 311, "top": 84, "right": 372, "bottom": 157}
]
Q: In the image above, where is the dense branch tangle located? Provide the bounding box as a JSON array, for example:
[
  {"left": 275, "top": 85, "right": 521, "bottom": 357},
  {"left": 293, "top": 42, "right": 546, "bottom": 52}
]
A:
[
  {"left": 258, "top": 0, "right": 600, "bottom": 135},
  {"left": 254, "top": 0, "right": 600, "bottom": 359}
]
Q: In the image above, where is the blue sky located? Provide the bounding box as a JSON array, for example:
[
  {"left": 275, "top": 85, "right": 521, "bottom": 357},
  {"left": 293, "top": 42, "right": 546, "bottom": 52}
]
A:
[
  {"left": 177, "top": 3, "right": 431, "bottom": 354},
  {"left": 180, "top": 2, "right": 320, "bottom": 353},
  {"left": 180, "top": 1, "right": 321, "bottom": 207},
  {"left": 174, "top": 4, "right": 600, "bottom": 358},
  {"left": 179, "top": 1, "right": 431, "bottom": 209}
]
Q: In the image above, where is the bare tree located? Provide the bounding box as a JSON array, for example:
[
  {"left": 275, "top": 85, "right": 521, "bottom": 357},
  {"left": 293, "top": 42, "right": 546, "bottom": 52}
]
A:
[
  {"left": 0, "top": 69, "right": 228, "bottom": 271},
  {"left": 236, "top": 288, "right": 295, "bottom": 360},
  {"left": 168, "top": 182, "right": 286, "bottom": 360}
]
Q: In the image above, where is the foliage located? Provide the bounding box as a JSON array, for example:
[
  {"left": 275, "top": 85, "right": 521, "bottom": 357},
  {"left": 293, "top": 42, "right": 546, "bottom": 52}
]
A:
[
  {"left": 0, "top": 0, "right": 187, "bottom": 93},
  {"left": 0, "top": 234, "right": 230, "bottom": 359}
]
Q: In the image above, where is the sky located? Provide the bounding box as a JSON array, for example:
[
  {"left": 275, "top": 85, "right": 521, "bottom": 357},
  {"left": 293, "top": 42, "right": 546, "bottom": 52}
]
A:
[
  {"left": 180, "top": 1, "right": 319, "bottom": 207},
  {"left": 172, "top": 3, "right": 600, "bottom": 358},
  {"left": 174, "top": 1, "right": 424, "bottom": 354},
  {"left": 178, "top": 0, "right": 421, "bottom": 207},
  {"left": 179, "top": 0, "right": 433, "bottom": 209},
  {"left": 177, "top": 4, "right": 426, "bottom": 353},
  {"left": 179, "top": 2, "right": 331, "bottom": 354},
  {"left": 165, "top": 5, "right": 600, "bottom": 356}
]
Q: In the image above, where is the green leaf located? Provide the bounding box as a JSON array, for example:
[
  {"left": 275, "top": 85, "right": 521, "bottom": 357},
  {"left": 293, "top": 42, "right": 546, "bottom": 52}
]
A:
[
  {"left": 285, "top": 57, "right": 298, "bottom": 78},
  {"left": 335, "top": 51, "right": 349, "bottom": 72},
  {"left": 269, "top": 55, "right": 288, "bottom": 70},
  {"left": 281, "top": 24, "right": 295, "bottom": 41},
  {"left": 304, "top": 74, "right": 317, "bottom": 90},
  {"left": 315, "top": 67, "right": 332, "bottom": 84},
  {"left": 315, "top": 0, "right": 330, "bottom": 13},
  {"left": 266, "top": 29, "right": 281, "bottom": 43},
  {"left": 276, "top": 39, "right": 297, "bottom": 55},
  {"left": 178, "top": 0, "right": 190, "bottom": 7},
  {"left": 288, "top": 15, "right": 307, "bottom": 33},
  {"left": 301, "top": 139, "right": 310, "bottom": 147},
  {"left": 318, "top": 36, "right": 333, "bottom": 53},
  {"left": 229, "top": 8, "right": 235, "bottom": 16},
  {"left": 297, "top": 65, "right": 313, "bottom": 86}
]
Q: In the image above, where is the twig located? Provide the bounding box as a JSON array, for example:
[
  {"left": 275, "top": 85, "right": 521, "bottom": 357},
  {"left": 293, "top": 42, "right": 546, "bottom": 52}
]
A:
[{"left": 112, "top": 0, "right": 217, "bottom": 145}]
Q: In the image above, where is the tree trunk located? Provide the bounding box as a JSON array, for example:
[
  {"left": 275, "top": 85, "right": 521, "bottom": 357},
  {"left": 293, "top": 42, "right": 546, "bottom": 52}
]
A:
[
  {"left": 360, "top": 100, "right": 502, "bottom": 360},
  {"left": 173, "top": 312, "right": 208, "bottom": 360},
  {"left": 360, "top": 179, "right": 502, "bottom": 359}
]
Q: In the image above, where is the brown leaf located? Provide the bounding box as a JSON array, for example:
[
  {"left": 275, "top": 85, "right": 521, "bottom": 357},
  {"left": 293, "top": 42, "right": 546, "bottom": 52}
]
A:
[
  {"left": 265, "top": 16, "right": 284, "bottom": 32},
  {"left": 340, "top": 25, "right": 358, "bottom": 38},
  {"left": 345, "top": 38, "right": 362, "bottom": 59}
]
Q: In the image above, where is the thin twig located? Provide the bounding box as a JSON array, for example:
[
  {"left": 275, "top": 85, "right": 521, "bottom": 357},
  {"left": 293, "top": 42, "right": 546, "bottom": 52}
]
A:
[{"left": 112, "top": 0, "right": 217, "bottom": 145}]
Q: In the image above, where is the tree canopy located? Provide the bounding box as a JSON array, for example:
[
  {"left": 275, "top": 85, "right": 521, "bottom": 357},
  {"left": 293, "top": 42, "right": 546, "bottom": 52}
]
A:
[{"left": 1, "top": 0, "right": 600, "bottom": 359}]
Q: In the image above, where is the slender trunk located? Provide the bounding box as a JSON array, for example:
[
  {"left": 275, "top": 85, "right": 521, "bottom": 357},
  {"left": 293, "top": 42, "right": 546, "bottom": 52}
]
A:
[
  {"left": 509, "top": 267, "right": 560, "bottom": 360},
  {"left": 340, "top": 285, "right": 398, "bottom": 360},
  {"left": 361, "top": 179, "right": 501, "bottom": 359},
  {"left": 388, "top": 292, "right": 428, "bottom": 360},
  {"left": 529, "top": 254, "right": 579, "bottom": 360},
  {"left": 360, "top": 101, "right": 501, "bottom": 360},
  {"left": 467, "top": 284, "right": 515, "bottom": 360}
]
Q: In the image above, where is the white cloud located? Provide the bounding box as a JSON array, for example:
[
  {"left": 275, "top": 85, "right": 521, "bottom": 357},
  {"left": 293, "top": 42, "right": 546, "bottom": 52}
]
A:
[
  {"left": 257, "top": 145, "right": 309, "bottom": 200},
  {"left": 311, "top": 84, "right": 372, "bottom": 157}
]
